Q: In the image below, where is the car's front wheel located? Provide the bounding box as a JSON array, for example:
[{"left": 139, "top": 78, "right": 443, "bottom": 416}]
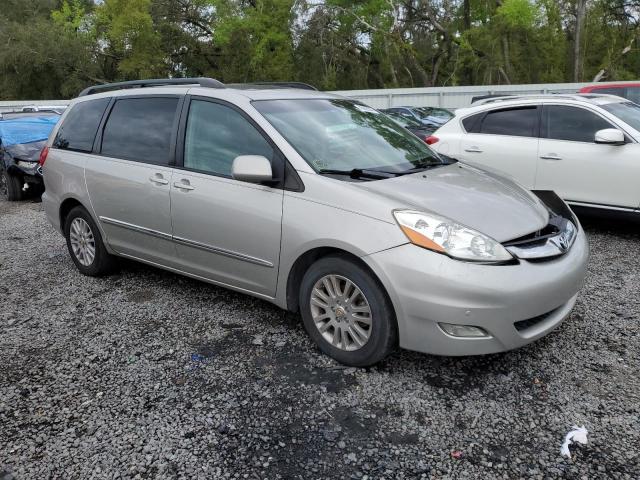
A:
[
  {"left": 299, "top": 255, "right": 397, "bottom": 366},
  {"left": 64, "top": 206, "right": 118, "bottom": 276}
]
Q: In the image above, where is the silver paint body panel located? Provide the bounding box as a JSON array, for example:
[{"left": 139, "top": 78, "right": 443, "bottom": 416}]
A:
[{"left": 42, "top": 85, "right": 589, "bottom": 356}]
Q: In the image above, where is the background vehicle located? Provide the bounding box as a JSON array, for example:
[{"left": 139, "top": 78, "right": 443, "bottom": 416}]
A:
[
  {"left": 384, "top": 106, "right": 453, "bottom": 129},
  {"left": 41, "top": 78, "right": 587, "bottom": 366},
  {"left": 431, "top": 94, "right": 640, "bottom": 215},
  {"left": 380, "top": 109, "right": 433, "bottom": 142},
  {"left": 579, "top": 83, "right": 640, "bottom": 103},
  {"left": 0, "top": 109, "right": 61, "bottom": 201}
]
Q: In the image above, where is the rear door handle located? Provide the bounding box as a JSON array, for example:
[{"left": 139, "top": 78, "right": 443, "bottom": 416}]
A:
[
  {"left": 464, "top": 146, "right": 483, "bottom": 153},
  {"left": 540, "top": 154, "right": 562, "bottom": 161},
  {"left": 174, "top": 180, "right": 195, "bottom": 191},
  {"left": 149, "top": 174, "right": 169, "bottom": 185}
]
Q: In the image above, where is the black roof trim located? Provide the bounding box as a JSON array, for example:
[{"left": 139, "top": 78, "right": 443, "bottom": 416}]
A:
[{"left": 78, "top": 77, "right": 225, "bottom": 97}]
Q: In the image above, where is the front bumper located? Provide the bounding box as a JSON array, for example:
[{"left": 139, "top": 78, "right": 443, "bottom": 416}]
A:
[{"left": 363, "top": 227, "right": 589, "bottom": 356}]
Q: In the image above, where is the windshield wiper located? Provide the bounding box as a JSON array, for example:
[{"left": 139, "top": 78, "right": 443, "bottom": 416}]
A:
[
  {"left": 438, "top": 154, "right": 459, "bottom": 165},
  {"left": 389, "top": 157, "right": 450, "bottom": 175},
  {"left": 317, "top": 168, "right": 396, "bottom": 180}
]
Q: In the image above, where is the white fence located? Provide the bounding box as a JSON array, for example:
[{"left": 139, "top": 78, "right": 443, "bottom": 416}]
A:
[
  {"left": 1, "top": 80, "right": 638, "bottom": 111},
  {"left": 0, "top": 100, "right": 69, "bottom": 110},
  {"left": 332, "top": 80, "right": 640, "bottom": 109}
]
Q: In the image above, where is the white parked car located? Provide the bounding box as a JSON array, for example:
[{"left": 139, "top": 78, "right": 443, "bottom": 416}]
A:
[{"left": 429, "top": 94, "right": 640, "bottom": 215}]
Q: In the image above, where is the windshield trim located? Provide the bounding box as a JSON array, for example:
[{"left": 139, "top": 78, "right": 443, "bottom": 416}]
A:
[
  {"left": 251, "top": 98, "right": 444, "bottom": 179},
  {"left": 600, "top": 102, "right": 640, "bottom": 140}
]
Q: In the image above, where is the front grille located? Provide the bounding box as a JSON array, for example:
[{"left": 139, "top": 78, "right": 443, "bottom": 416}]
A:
[
  {"left": 514, "top": 307, "right": 558, "bottom": 332},
  {"left": 503, "top": 210, "right": 576, "bottom": 261},
  {"left": 503, "top": 222, "right": 561, "bottom": 248}
]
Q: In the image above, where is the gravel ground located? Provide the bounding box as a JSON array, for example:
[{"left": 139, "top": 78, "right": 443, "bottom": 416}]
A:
[{"left": 1, "top": 197, "right": 639, "bottom": 480}]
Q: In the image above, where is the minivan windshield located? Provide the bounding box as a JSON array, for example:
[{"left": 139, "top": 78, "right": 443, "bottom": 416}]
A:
[
  {"left": 253, "top": 99, "right": 443, "bottom": 176},
  {"left": 601, "top": 101, "right": 640, "bottom": 132}
]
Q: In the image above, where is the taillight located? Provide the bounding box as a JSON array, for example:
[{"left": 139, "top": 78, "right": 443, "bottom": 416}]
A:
[
  {"left": 39, "top": 146, "right": 50, "bottom": 166},
  {"left": 425, "top": 135, "right": 439, "bottom": 145}
]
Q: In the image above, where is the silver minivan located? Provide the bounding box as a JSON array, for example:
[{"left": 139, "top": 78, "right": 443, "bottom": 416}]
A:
[{"left": 41, "top": 78, "right": 589, "bottom": 366}]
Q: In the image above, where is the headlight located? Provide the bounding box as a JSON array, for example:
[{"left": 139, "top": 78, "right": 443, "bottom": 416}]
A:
[{"left": 393, "top": 210, "right": 513, "bottom": 262}]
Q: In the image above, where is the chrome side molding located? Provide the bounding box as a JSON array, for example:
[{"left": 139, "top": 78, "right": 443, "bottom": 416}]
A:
[{"left": 99, "top": 216, "right": 273, "bottom": 268}]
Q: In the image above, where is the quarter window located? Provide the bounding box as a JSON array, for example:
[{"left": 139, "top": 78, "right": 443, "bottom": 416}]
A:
[
  {"left": 543, "top": 105, "right": 613, "bottom": 143},
  {"left": 479, "top": 107, "right": 538, "bottom": 137},
  {"left": 54, "top": 98, "right": 110, "bottom": 152},
  {"left": 101, "top": 97, "right": 179, "bottom": 164},
  {"left": 462, "top": 113, "right": 483, "bottom": 133},
  {"left": 183, "top": 100, "right": 273, "bottom": 177}
]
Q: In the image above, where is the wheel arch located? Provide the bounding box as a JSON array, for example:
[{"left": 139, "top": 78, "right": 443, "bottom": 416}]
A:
[
  {"left": 59, "top": 197, "right": 87, "bottom": 230},
  {"left": 285, "top": 247, "right": 396, "bottom": 324}
]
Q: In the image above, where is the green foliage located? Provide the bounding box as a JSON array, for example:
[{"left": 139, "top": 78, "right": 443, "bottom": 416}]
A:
[
  {"left": 95, "top": 0, "right": 164, "bottom": 78},
  {"left": 497, "top": 0, "right": 540, "bottom": 30},
  {"left": 212, "top": 0, "right": 295, "bottom": 82},
  {"left": 0, "top": 0, "right": 639, "bottom": 99},
  {"left": 52, "top": 0, "right": 87, "bottom": 32}
]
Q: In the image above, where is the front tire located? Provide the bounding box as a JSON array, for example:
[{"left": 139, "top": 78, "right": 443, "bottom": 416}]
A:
[
  {"left": 299, "top": 255, "right": 397, "bottom": 366},
  {"left": 64, "top": 206, "right": 117, "bottom": 276}
]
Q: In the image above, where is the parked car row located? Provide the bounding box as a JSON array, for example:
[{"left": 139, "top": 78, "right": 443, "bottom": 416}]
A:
[
  {"left": 381, "top": 106, "right": 454, "bottom": 130},
  {"left": 39, "top": 78, "right": 589, "bottom": 367}
]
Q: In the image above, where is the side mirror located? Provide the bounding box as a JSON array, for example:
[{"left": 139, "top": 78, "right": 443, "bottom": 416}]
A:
[
  {"left": 594, "top": 128, "right": 625, "bottom": 145},
  {"left": 231, "top": 155, "right": 273, "bottom": 183}
]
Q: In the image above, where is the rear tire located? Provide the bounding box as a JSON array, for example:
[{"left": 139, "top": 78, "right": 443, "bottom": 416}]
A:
[
  {"left": 64, "top": 206, "right": 118, "bottom": 276},
  {"left": 299, "top": 255, "right": 397, "bottom": 366},
  {"left": 1, "top": 168, "right": 24, "bottom": 201}
]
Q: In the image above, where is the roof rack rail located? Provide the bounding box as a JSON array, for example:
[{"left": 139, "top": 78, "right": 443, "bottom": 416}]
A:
[
  {"left": 227, "top": 82, "right": 318, "bottom": 91},
  {"left": 78, "top": 77, "right": 225, "bottom": 97}
]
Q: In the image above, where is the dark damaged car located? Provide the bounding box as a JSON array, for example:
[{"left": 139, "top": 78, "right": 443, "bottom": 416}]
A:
[{"left": 0, "top": 109, "right": 62, "bottom": 201}]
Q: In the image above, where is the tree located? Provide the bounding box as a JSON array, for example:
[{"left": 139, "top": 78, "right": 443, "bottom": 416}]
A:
[{"left": 0, "top": 0, "right": 639, "bottom": 100}]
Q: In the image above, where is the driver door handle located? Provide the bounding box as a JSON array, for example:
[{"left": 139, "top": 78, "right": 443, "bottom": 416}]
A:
[
  {"left": 174, "top": 180, "right": 195, "bottom": 191},
  {"left": 464, "top": 146, "right": 483, "bottom": 153},
  {"left": 540, "top": 154, "right": 562, "bottom": 161}
]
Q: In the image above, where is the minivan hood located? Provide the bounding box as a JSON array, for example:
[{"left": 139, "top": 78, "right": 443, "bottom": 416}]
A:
[{"left": 354, "top": 163, "right": 549, "bottom": 242}]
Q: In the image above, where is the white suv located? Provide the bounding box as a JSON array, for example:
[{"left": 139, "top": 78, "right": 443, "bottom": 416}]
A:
[{"left": 430, "top": 94, "right": 640, "bottom": 215}]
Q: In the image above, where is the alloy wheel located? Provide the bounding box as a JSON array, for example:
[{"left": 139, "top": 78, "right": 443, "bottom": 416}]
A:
[
  {"left": 69, "top": 218, "right": 96, "bottom": 266},
  {"left": 309, "top": 274, "right": 372, "bottom": 351}
]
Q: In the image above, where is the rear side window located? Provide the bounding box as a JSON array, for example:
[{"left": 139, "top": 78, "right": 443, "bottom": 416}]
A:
[
  {"left": 54, "top": 98, "right": 109, "bottom": 152},
  {"left": 479, "top": 107, "right": 538, "bottom": 137},
  {"left": 101, "top": 97, "right": 179, "bottom": 164},
  {"left": 542, "top": 105, "right": 613, "bottom": 143}
]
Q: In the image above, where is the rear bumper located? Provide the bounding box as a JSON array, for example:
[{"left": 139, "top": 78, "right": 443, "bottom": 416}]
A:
[
  {"left": 42, "top": 190, "right": 62, "bottom": 234},
  {"left": 363, "top": 228, "right": 589, "bottom": 356},
  {"left": 7, "top": 162, "right": 43, "bottom": 183}
]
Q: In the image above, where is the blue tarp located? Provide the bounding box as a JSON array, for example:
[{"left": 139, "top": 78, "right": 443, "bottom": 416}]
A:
[{"left": 0, "top": 116, "right": 59, "bottom": 147}]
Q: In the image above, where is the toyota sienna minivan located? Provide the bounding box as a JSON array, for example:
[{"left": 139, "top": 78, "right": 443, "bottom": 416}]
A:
[{"left": 41, "top": 78, "right": 589, "bottom": 366}]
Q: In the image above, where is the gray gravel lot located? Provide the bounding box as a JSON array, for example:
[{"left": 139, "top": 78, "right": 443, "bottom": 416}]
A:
[{"left": 1, "top": 197, "right": 639, "bottom": 479}]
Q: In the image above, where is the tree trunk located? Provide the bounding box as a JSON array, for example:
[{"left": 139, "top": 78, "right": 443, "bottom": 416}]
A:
[
  {"left": 463, "top": 0, "right": 471, "bottom": 30},
  {"left": 501, "top": 35, "right": 512, "bottom": 83},
  {"left": 573, "top": 0, "right": 587, "bottom": 82}
]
